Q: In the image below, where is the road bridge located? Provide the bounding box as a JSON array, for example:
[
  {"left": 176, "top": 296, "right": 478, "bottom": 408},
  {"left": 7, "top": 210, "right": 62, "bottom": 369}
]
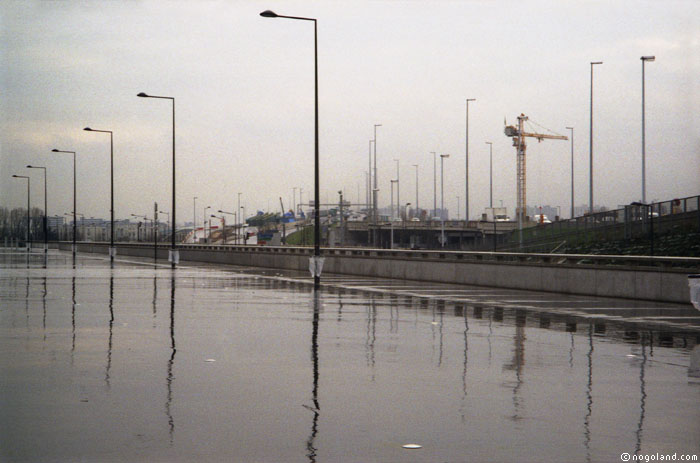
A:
[{"left": 49, "top": 241, "right": 700, "bottom": 304}]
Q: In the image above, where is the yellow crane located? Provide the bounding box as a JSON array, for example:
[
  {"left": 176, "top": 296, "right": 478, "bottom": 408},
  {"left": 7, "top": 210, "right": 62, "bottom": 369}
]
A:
[{"left": 504, "top": 114, "right": 568, "bottom": 227}]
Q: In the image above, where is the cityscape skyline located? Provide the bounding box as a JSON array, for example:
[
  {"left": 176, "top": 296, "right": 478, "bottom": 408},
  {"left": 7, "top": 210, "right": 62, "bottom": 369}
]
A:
[{"left": 2, "top": 0, "right": 699, "bottom": 222}]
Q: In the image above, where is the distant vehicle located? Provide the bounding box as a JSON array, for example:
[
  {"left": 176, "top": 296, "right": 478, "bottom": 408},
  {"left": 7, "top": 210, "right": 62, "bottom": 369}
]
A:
[
  {"left": 410, "top": 217, "right": 420, "bottom": 222},
  {"left": 485, "top": 207, "right": 509, "bottom": 222},
  {"left": 533, "top": 214, "right": 552, "bottom": 224}
]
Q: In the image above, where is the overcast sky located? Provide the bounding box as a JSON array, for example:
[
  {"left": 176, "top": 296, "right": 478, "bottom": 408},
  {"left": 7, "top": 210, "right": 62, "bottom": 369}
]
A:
[{"left": 2, "top": 0, "right": 699, "bottom": 223}]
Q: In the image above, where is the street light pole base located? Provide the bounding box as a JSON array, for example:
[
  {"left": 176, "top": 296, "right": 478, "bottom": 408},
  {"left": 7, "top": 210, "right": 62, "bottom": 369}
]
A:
[{"left": 168, "top": 249, "right": 180, "bottom": 264}]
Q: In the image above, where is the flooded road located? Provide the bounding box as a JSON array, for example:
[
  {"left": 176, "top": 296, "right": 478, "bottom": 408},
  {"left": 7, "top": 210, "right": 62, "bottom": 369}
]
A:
[{"left": 1, "top": 250, "right": 699, "bottom": 462}]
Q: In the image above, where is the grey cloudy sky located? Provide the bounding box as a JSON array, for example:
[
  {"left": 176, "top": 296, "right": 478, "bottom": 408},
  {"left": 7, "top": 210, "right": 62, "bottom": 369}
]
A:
[{"left": 2, "top": 0, "right": 699, "bottom": 223}]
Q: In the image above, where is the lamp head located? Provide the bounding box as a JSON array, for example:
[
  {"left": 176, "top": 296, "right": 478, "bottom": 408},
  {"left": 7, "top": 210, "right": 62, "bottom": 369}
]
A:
[
  {"left": 83, "top": 127, "right": 92, "bottom": 131},
  {"left": 591, "top": 61, "right": 603, "bottom": 65},
  {"left": 641, "top": 56, "right": 655, "bottom": 62},
  {"left": 26, "top": 165, "right": 32, "bottom": 168},
  {"left": 51, "top": 149, "right": 59, "bottom": 152},
  {"left": 137, "top": 92, "right": 149, "bottom": 97},
  {"left": 260, "top": 10, "right": 278, "bottom": 17}
]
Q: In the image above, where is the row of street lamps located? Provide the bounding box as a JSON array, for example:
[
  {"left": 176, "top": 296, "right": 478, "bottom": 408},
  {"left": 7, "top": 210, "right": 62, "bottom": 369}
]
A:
[{"left": 9, "top": 7, "right": 654, "bottom": 291}]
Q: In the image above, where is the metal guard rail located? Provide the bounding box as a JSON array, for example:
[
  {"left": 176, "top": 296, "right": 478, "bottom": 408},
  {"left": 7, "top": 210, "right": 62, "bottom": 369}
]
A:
[{"left": 66, "top": 241, "right": 700, "bottom": 272}]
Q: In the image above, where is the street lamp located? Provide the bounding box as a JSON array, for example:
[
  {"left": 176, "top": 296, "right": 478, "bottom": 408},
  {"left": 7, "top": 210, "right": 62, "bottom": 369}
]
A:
[
  {"left": 390, "top": 179, "right": 397, "bottom": 249},
  {"left": 211, "top": 214, "right": 225, "bottom": 244},
  {"left": 393, "top": 158, "right": 400, "bottom": 221},
  {"left": 83, "top": 127, "right": 116, "bottom": 261},
  {"left": 485, "top": 142, "right": 493, "bottom": 209},
  {"left": 372, "top": 124, "right": 382, "bottom": 245},
  {"left": 641, "top": 55, "right": 655, "bottom": 204},
  {"left": 465, "top": 98, "right": 476, "bottom": 221},
  {"left": 218, "top": 210, "right": 237, "bottom": 244},
  {"left": 368, "top": 140, "right": 373, "bottom": 219},
  {"left": 12, "top": 175, "right": 30, "bottom": 250},
  {"left": 589, "top": 61, "right": 603, "bottom": 214},
  {"left": 131, "top": 214, "right": 148, "bottom": 242},
  {"left": 440, "top": 154, "right": 450, "bottom": 248},
  {"left": 565, "top": 127, "right": 574, "bottom": 218},
  {"left": 27, "top": 165, "right": 48, "bottom": 254},
  {"left": 52, "top": 149, "right": 77, "bottom": 256},
  {"left": 431, "top": 151, "right": 437, "bottom": 218},
  {"left": 237, "top": 193, "right": 242, "bottom": 244},
  {"left": 193, "top": 196, "right": 197, "bottom": 244},
  {"left": 390, "top": 179, "right": 398, "bottom": 222},
  {"left": 203, "top": 206, "right": 211, "bottom": 243},
  {"left": 261, "top": 9, "right": 322, "bottom": 290},
  {"left": 412, "top": 164, "right": 419, "bottom": 215},
  {"left": 137, "top": 92, "right": 177, "bottom": 268},
  {"left": 159, "top": 210, "right": 170, "bottom": 238}
]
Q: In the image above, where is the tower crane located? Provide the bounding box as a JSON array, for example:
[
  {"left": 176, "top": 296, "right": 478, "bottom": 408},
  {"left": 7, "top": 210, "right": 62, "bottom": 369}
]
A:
[{"left": 504, "top": 114, "right": 568, "bottom": 226}]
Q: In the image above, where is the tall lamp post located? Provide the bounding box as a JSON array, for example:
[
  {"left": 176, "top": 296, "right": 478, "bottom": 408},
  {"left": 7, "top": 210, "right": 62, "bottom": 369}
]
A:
[
  {"left": 589, "top": 61, "right": 603, "bottom": 215},
  {"left": 412, "top": 163, "right": 419, "bottom": 216},
  {"left": 261, "top": 9, "right": 322, "bottom": 290},
  {"left": 131, "top": 214, "right": 148, "bottom": 242},
  {"left": 193, "top": 196, "right": 197, "bottom": 244},
  {"left": 203, "top": 206, "right": 211, "bottom": 243},
  {"left": 465, "top": 98, "right": 475, "bottom": 221},
  {"left": 566, "top": 127, "right": 574, "bottom": 218},
  {"left": 641, "top": 56, "right": 655, "bottom": 204},
  {"left": 137, "top": 92, "right": 177, "bottom": 268},
  {"left": 218, "top": 210, "right": 236, "bottom": 245},
  {"left": 52, "top": 149, "right": 77, "bottom": 256},
  {"left": 26, "top": 165, "right": 48, "bottom": 254},
  {"left": 159, "top": 210, "right": 170, "bottom": 238},
  {"left": 372, "top": 124, "right": 382, "bottom": 246},
  {"left": 440, "top": 154, "right": 450, "bottom": 248},
  {"left": 12, "top": 175, "right": 31, "bottom": 250},
  {"left": 237, "top": 193, "right": 242, "bottom": 244},
  {"left": 431, "top": 151, "right": 437, "bottom": 218},
  {"left": 84, "top": 127, "right": 116, "bottom": 262},
  {"left": 393, "top": 159, "right": 400, "bottom": 220},
  {"left": 485, "top": 142, "right": 493, "bottom": 209}
]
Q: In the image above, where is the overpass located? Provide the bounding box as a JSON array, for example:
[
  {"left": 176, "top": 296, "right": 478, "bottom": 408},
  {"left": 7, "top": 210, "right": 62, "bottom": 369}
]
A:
[{"left": 49, "top": 241, "right": 700, "bottom": 304}]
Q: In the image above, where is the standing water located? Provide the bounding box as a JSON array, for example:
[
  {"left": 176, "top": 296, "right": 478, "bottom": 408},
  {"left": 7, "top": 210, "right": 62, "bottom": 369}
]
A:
[{"left": 1, "top": 250, "right": 698, "bottom": 462}]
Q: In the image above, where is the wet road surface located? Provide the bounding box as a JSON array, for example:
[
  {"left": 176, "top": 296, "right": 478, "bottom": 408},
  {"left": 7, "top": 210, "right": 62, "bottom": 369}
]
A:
[{"left": 1, "top": 249, "right": 699, "bottom": 462}]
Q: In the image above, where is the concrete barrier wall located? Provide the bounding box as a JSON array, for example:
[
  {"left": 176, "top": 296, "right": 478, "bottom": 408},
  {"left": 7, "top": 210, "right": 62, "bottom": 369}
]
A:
[{"left": 54, "top": 242, "right": 697, "bottom": 304}]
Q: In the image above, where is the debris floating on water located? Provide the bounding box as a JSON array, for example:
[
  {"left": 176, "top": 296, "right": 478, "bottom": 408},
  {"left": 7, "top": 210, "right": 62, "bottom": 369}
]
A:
[
  {"left": 402, "top": 444, "right": 422, "bottom": 449},
  {"left": 205, "top": 359, "right": 216, "bottom": 362}
]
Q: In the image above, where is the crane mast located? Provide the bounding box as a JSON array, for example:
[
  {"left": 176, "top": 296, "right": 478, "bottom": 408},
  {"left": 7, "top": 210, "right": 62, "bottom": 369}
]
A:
[{"left": 504, "top": 114, "right": 567, "bottom": 224}]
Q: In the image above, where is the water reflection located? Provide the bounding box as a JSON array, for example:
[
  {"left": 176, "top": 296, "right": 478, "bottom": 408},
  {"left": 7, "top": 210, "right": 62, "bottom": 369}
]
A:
[
  {"left": 584, "top": 324, "right": 593, "bottom": 463},
  {"left": 365, "top": 297, "right": 376, "bottom": 378},
  {"left": 634, "top": 333, "right": 648, "bottom": 456},
  {"left": 305, "top": 292, "right": 321, "bottom": 462},
  {"left": 153, "top": 274, "right": 158, "bottom": 328},
  {"left": 106, "top": 273, "right": 114, "bottom": 388},
  {"left": 166, "top": 273, "right": 176, "bottom": 443},
  {"left": 460, "top": 305, "right": 469, "bottom": 423},
  {"left": 71, "top": 275, "right": 76, "bottom": 364},
  {"left": 503, "top": 309, "right": 526, "bottom": 424},
  {"left": 42, "top": 276, "right": 47, "bottom": 342}
]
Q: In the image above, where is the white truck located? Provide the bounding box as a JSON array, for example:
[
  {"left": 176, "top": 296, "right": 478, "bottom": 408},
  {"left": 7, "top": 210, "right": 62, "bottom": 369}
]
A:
[{"left": 484, "top": 207, "right": 509, "bottom": 222}]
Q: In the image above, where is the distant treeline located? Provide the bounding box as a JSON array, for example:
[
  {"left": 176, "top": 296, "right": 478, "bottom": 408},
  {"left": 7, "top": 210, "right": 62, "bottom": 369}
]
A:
[{"left": 0, "top": 207, "right": 53, "bottom": 241}]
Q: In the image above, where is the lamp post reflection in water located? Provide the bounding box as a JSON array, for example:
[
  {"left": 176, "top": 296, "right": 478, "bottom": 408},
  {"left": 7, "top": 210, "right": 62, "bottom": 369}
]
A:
[
  {"left": 166, "top": 274, "right": 176, "bottom": 443},
  {"left": 306, "top": 292, "right": 321, "bottom": 462},
  {"left": 106, "top": 273, "right": 114, "bottom": 388}
]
